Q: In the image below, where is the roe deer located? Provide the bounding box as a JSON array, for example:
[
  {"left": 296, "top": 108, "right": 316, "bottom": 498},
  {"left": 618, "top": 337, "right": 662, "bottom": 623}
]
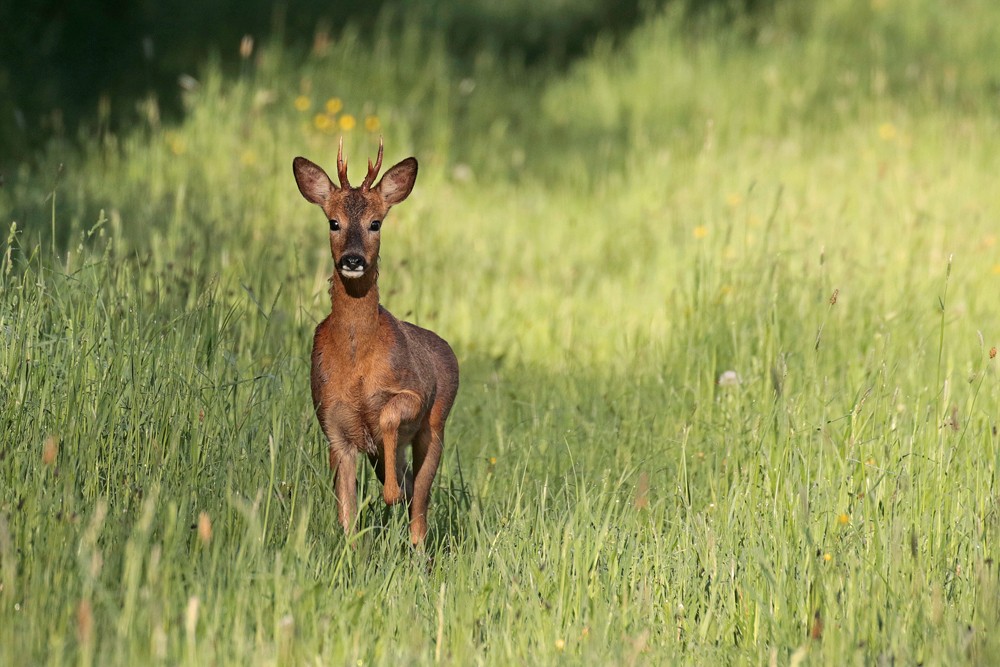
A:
[{"left": 292, "top": 138, "right": 459, "bottom": 545}]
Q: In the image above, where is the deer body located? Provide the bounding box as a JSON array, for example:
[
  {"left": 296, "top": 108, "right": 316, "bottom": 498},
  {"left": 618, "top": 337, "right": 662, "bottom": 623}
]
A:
[{"left": 294, "top": 140, "right": 458, "bottom": 545}]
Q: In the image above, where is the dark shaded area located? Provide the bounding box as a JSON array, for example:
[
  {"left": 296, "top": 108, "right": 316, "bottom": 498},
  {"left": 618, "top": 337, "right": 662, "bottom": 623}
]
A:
[
  {"left": 0, "top": 0, "right": 774, "bottom": 166},
  {"left": 0, "top": 0, "right": 386, "bottom": 163}
]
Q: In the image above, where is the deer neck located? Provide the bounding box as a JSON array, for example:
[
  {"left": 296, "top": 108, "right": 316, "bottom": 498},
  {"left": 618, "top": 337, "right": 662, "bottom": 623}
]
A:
[{"left": 328, "top": 267, "right": 380, "bottom": 348}]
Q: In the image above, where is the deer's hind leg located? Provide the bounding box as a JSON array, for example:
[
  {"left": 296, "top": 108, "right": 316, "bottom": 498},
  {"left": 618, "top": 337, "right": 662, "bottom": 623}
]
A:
[{"left": 409, "top": 415, "right": 444, "bottom": 545}]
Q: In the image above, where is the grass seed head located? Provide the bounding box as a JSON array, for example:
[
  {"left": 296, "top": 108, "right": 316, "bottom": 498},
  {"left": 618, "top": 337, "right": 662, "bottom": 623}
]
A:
[
  {"left": 76, "top": 599, "right": 93, "bottom": 645},
  {"left": 239, "top": 35, "right": 254, "bottom": 60},
  {"left": 197, "top": 512, "right": 212, "bottom": 544},
  {"left": 717, "top": 370, "right": 741, "bottom": 387},
  {"left": 634, "top": 471, "right": 650, "bottom": 510},
  {"left": 185, "top": 596, "right": 200, "bottom": 636},
  {"left": 41, "top": 435, "right": 58, "bottom": 466}
]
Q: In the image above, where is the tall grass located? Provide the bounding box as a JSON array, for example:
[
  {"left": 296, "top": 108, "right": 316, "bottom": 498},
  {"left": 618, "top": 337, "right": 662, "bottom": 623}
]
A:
[{"left": 2, "top": 0, "right": 1000, "bottom": 664}]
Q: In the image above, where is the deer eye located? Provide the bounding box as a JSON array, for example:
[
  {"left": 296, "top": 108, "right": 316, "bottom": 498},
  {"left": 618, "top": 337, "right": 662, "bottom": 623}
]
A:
[
  {"left": 369, "top": 220, "right": 382, "bottom": 232},
  {"left": 329, "top": 219, "right": 340, "bottom": 231}
]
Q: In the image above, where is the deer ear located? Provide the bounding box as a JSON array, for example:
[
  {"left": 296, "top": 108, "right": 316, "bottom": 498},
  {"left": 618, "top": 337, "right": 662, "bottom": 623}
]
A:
[
  {"left": 293, "top": 157, "right": 336, "bottom": 205},
  {"left": 376, "top": 157, "right": 418, "bottom": 207}
]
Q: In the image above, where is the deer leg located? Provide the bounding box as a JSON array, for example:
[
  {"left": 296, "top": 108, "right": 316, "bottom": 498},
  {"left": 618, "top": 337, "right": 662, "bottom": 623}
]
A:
[
  {"left": 320, "top": 411, "right": 360, "bottom": 537},
  {"left": 368, "top": 451, "right": 413, "bottom": 499},
  {"left": 409, "top": 418, "right": 443, "bottom": 545},
  {"left": 328, "top": 443, "right": 358, "bottom": 536},
  {"left": 378, "top": 391, "right": 423, "bottom": 506}
]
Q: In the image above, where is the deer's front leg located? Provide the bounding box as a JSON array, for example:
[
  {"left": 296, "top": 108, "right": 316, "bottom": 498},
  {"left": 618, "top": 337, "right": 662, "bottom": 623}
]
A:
[
  {"left": 327, "top": 436, "right": 358, "bottom": 535},
  {"left": 378, "top": 391, "right": 423, "bottom": 505},
  {"left": 333, "top": 449, "right": 358, "bottom": 534}
]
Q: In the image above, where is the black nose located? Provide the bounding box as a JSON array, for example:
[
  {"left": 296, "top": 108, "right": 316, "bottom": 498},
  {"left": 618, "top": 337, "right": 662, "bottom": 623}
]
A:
[{"left": 340, "top": 255, "right": 366, "bottom": 271}]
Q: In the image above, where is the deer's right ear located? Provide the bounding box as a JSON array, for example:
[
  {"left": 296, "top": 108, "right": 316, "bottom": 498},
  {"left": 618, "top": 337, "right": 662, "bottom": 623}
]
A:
[{"left": 293, "top": 157, "right": 336, "bottom": 205}]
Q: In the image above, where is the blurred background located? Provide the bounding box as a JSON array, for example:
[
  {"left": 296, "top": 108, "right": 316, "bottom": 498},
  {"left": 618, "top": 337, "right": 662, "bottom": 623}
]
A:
[{"left": 1, "top": 0, "right": 695, "bottom": 161}]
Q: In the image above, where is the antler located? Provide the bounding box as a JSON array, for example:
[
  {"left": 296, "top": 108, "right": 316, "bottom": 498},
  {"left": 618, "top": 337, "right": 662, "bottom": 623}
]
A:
[
  {"left": 361, "top": 137, "right": 384, "bottom": 192},
  {"left": 336, "top": 136, "right": 351, "bottom": 188}
]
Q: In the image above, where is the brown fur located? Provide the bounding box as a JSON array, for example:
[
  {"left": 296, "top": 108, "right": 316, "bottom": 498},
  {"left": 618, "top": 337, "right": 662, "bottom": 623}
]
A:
[{"left": 293, "top": 142, "right": 459, "bottom": 545}]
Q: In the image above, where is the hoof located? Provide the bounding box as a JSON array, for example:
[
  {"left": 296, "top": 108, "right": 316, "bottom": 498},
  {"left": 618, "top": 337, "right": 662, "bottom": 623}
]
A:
[{"left": 383, "top": 484, "right": 402, "bottom": 505}]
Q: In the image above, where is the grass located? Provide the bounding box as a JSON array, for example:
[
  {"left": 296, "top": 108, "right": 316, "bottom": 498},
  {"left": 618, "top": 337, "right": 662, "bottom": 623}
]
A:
[{"left": 2, "top": 0, "right": 1000, "bottom": 663}]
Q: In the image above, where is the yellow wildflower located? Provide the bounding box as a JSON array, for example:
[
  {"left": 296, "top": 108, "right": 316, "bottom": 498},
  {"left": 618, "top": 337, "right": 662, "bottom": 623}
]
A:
[
  {"left": 878, "top": 122, "right": 896, "bottom": 141},
  {"left": 294, "top": 95, "right": 311, "bottom": 112},
  {"left": 325, "top": 97, "right": 343, "bottom": 114},
  {"left": 314, "top": 113, "right": 332, "bottom": 131},
  {"left": 364, "top": 115, "right": 381, "bottom": 132},
  {"left": 837, "top": 513, "right": 850, "bottom": 526},
  {"left": 166, "top": 132, "right": 187, "bottom": 155},
  {"left": 693, "top": 225, "right": 709, "bottom": 240},
  {"left": 339, "top": 114, "right": 356, "bottom": 131}
]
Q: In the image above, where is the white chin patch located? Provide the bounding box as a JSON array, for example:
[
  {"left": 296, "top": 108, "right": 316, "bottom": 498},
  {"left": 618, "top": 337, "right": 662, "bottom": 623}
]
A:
[{"left": 339, "top": 268, "right": 365, "bottom": 279}]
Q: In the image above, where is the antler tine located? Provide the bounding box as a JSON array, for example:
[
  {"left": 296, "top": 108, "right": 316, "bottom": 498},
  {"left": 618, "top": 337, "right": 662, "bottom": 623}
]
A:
[
  {"left": 361, "top": 137, "right": 384, "bottom": 191},
  {"left": 336, "top": 136, "right": 351, "bottom": 188}
]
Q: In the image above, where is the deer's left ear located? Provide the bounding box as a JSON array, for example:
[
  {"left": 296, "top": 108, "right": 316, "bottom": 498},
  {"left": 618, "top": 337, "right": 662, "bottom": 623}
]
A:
[{"left": 377, "top": 158, "right": 418, "bottom": 207}]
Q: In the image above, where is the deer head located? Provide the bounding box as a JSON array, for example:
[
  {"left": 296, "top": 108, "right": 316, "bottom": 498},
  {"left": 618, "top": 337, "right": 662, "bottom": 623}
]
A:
[{"left": 293, "top": 138, "right": 418, "bottom": 280}]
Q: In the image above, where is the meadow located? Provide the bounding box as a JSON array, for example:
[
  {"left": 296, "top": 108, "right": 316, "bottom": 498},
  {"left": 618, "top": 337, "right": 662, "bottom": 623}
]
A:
[{"left": 2, "top": 0, "right": 1000, "bottom": 663}]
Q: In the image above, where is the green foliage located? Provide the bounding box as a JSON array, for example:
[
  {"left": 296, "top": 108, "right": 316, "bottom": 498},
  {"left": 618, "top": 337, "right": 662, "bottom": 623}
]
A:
[{"left": 3, "top": 0, "right": 1000, "bottom": 664}]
